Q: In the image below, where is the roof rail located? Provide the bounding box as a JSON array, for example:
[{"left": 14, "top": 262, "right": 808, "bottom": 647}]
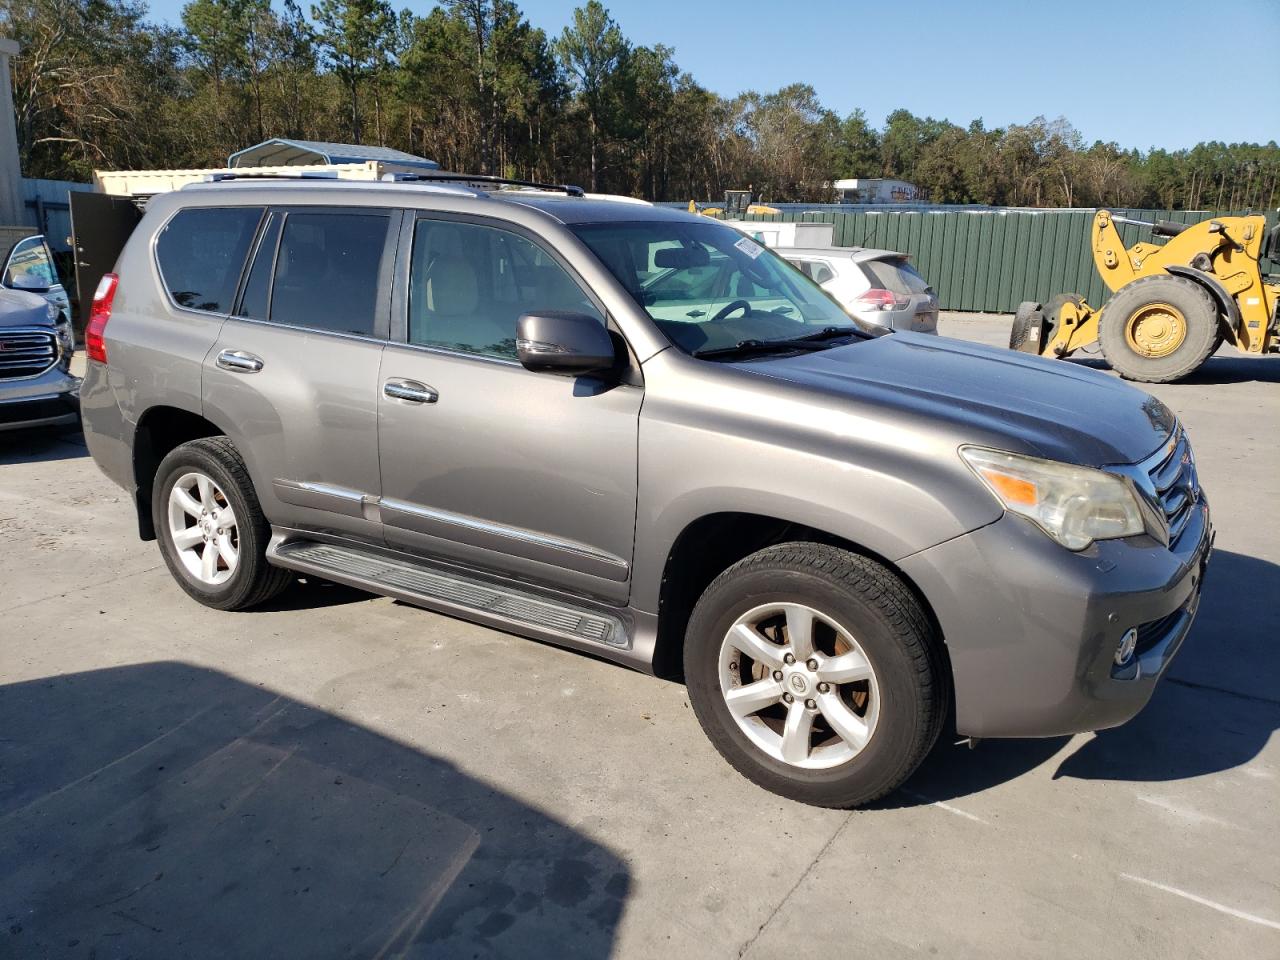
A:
[
  {"left": 381, "top": 171, "right": 585, "bottom": 197},
  {"left": 201, "top": 171, "right": 342, "bottom": 183}
]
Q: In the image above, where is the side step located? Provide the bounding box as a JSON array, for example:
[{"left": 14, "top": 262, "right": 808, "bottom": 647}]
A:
[{"left": 269, "top": 538, "right": 628, "bottom": 649}]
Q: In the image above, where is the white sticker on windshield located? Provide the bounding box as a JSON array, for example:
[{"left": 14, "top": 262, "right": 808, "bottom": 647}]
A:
[{"left": 734, "top": 236, "right": 765, "bottom": 260}]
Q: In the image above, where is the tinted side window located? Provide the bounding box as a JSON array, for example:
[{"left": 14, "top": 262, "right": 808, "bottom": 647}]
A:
[
  {"left": 270, "top": 212, "right": 389, "bottom": 336},
  {"left": 810, "top": 262, "right": 835, "bottom": 285},
  {"left": 409, "top": 219, "right": 602, "bottom": 359},
  {"left": 236, "top": 212, "right": 281, "bottom": 321},
  {"left": 156, "top": 207, "right": 262, "bottom": 313},
  {"left": 864, "top": 259, "right": 931, "bottom": 295},
  {"left": 787, "top": 258, "right": 813, "bottom": 279}
]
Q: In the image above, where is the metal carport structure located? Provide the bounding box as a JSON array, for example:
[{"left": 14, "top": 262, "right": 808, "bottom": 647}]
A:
[{"left": 227, "top": 139, "right": 440, "bottom": 171}]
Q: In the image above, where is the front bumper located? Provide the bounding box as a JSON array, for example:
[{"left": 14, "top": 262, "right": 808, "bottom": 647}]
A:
[
  {"left": 900, "top": 499, "right": 1212, "bottom": 738},
  {"left": 0, "top": 368, "right": 81, "bottom": 432}
]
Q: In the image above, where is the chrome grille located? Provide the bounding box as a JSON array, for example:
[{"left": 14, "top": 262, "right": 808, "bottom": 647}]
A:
[
  {"left": 0, "top": 327, "right": 58, "bottom": 380},
  {"left": 1145, "top": 428, "right": 1200, "bottom": 546}
]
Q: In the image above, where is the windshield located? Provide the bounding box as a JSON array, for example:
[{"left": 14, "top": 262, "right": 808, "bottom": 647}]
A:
[{"left": 570, "top": 219, "right": 859, "bottom": 355}]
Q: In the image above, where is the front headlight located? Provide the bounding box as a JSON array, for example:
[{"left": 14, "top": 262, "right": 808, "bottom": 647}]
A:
[
  {"left": 960, "top": 446, "right": 1148, "bottom": 550},
  {"left": 53, "top": 311, "right": 74, "bottom": 357}
]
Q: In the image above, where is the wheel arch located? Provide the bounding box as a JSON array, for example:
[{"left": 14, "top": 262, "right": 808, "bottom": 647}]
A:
[
  {"left": 649, "top": 511, "right": 952, "bottom": 693},
  {"left": 131, "top": 405, "right": 228, "bottom": 540},
  {"left": 1163, "top": 265, "right": 1240, "bottom": 342}
]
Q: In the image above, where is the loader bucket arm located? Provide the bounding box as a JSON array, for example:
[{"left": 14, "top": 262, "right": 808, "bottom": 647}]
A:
[{"left": 1092, "top": 210, "right": 1137, "bottom": 293}]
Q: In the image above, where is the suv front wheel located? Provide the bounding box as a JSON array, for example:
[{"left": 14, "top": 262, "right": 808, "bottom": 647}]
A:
[
  {"left": 153, "top": 437, "right": 291, "bottom": 610},
  {"left": 684, "top": 543, "right": 947, "bottom": 807}
]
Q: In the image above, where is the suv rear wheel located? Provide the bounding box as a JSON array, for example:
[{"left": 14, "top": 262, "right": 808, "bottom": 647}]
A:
[
  {"left": 153, "top": 437, "right": 291, "bottom": 610},
  {"left": 684, "top": 543, "right": 947, "bottom": 807}
]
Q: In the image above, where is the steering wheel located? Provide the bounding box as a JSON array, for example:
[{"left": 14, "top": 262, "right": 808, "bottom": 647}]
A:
[{"left": 710, "top": 299, "right": 752, "bottom": 323}]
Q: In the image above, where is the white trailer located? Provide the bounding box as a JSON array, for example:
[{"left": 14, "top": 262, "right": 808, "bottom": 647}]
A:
[
  {"left": 93, "top": 161, "right": 394, "bottom": 198},
  {"left": 721, "top": 220, "right": 836, "bottom": 249}
]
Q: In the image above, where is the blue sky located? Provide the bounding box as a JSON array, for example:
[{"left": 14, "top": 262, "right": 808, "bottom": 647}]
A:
[{"left": 143, "top": 0, "right": 1279, "bottom": 150}]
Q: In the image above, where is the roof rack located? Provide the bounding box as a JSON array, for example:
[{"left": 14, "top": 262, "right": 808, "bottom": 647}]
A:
[
  {"left": 201, "top": 171, "right": 342, "bottom": 183},
  {"left": 192, "top": 168, "right": 587, "bottom": 200},
  {"left": 380, "top": 171, "right": 585, "bottom": 197}
]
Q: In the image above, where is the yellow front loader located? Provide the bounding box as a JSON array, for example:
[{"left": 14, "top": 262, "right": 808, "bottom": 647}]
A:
[{"left": 1010, "top": 210, "right": 1280, "bottom": 382}]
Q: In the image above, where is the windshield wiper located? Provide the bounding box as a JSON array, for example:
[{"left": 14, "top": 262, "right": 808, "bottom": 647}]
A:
[
  {"left": 691, "top": 326, "right": 859, "bottom": 360},
  {"left": 792, "top": 325, "right": 861, "bottom": 343}
]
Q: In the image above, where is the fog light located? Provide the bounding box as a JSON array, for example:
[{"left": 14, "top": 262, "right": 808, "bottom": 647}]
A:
[{"left": 1114, "top": 628, "right": 1138, "bottom": 666}]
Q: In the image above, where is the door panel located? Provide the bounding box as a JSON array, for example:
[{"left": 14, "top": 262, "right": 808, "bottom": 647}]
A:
[
  {"left": 202, "top": 207, "right": 396, "bottom": 541},
  {"left": 70, "top": 192, "right": 142, "bottom": 334},
  {"left": 204, "top": 320, "right": 385, "bottom": 540},
  {"left": 378, "top": 347, "right": 641, "bottom": 601},
  {"left": 378, "top": 214, "right": 640, "bottom": 603}
]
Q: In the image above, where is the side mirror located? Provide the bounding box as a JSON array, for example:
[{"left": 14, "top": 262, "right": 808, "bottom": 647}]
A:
[{"left": 516, "top": 311, "right": 617, "bottom": 375}]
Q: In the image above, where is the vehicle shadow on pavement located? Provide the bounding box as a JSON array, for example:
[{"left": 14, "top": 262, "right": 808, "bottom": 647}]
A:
[
  {"left": 255, "top": 575, "right": 380, "bottom": 612},
  {"left": 889, "top": 549, "right": 1279, "bottom": 804},
  {"left": 0, "top": 662, "right": 629, "bottom": 959},
  {"left": 1177, "top": 353, "right": 1280, "bottom": 384},
  {"left": 1062, "top": 351, "right": 1280, "bottom": 385},
  {"left": 0, "top": 428, "right": 87, "bottom": 466}
]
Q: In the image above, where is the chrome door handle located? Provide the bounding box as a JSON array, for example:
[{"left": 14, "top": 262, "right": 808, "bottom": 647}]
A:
[
  {"left": 216, "top": 349, "right": 264, "bottom": 373},
  {"left": 384, "top": 378, "right": 438, "bottom": 404}
]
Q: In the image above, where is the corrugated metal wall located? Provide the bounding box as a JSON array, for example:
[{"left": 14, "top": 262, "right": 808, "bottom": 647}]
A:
[
  {"left": 22, "top": 178, "right": 96, "bottom": 251},
  {"left": 728, "top": 207, "right": 1279, "bottom": 313}
]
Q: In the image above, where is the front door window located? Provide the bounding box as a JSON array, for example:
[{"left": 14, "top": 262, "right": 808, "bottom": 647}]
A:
[{"left": 409, "top": 218, "right": 604, "bottom": 360}]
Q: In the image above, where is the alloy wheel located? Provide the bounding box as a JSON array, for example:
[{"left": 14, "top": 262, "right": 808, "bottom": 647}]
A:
[
  {"left": 167, "top": 470, "right": 239, "bottom": 586},
  {"left": 718, "top": 601, "right": 880, "bottom": 769}
]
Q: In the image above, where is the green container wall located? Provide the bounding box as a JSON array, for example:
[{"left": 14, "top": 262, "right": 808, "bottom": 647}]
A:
[{"left": 736, "top": 208, "right": 1279, "bottom": 313}]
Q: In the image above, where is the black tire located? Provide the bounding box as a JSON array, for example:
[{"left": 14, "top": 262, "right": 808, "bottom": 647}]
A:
[
  {"left": 1009, "top": 301, "right": 1044, "bottom": 353},
  {"left": 1098, "top": 275, "right": 1218, "bottom": 382},
  {"left": 152, "top": 436, "right": 291, "bottom": 611},
  {"left": 683, "top": 542, "right": 948, "bottom": 808}
]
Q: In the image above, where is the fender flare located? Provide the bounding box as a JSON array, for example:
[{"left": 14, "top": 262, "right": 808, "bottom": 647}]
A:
[
  {"left": 1164, "top": 265, "right": 1240, "bottom": 336},
  {"left": 131, "top": 404, "right": 230, "bottom": 541}
]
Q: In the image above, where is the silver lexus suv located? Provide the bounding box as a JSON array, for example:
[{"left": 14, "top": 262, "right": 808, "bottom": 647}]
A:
[{"left": 78, "top": 174, "right": 1212, "bottom": 807}]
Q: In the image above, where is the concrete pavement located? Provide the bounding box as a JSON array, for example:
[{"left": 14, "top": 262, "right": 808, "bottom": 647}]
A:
[{"left": 1, "top": 322, "right": 1276, "bottom": 959}]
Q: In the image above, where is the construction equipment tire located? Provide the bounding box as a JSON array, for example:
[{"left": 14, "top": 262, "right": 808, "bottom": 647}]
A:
[
  {"left": 1009, "top": 301, "right": 1044, "bottom": 353},
  {"left": 1098, "top": 275, "right": 1218, "bottom": 383}
]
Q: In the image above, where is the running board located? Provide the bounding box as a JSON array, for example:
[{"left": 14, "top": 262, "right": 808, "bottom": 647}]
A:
[{"left": 269, "top": 538, "right": 628, "bottom": 649}]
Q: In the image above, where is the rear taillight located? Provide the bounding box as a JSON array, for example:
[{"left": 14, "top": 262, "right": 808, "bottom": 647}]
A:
[
  {"left": 854, "top": 288, "right": 910, "bottom": 311},
  {"left": 86, "top": 273, "right": 118, "bottom": 364}
]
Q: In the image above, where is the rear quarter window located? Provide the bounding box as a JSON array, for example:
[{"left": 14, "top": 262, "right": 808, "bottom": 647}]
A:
[
  {"left": 809, "top": 261, "right": 835, "bottom": 284},
  {"left": 785, "top": 258, "right": 836, "bottom": 286},
  {"left": 863, "top": 258, "right": 931, "bottom": 295},
  {"left": 155, "top": 207, "right": 263, "bottom": 313}
]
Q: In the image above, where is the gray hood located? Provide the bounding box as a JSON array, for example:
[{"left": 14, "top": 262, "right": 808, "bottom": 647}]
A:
[
  {"left": 751, "top": 332, "right": 1175, "bottom": 467},
  {"left": 0, "top": 288, "right": 55, "bottom": 328}
]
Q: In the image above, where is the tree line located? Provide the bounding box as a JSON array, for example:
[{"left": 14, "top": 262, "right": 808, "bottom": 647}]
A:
[{"left": 5, "top": 0, "right": 1279, "bottom": 210}]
